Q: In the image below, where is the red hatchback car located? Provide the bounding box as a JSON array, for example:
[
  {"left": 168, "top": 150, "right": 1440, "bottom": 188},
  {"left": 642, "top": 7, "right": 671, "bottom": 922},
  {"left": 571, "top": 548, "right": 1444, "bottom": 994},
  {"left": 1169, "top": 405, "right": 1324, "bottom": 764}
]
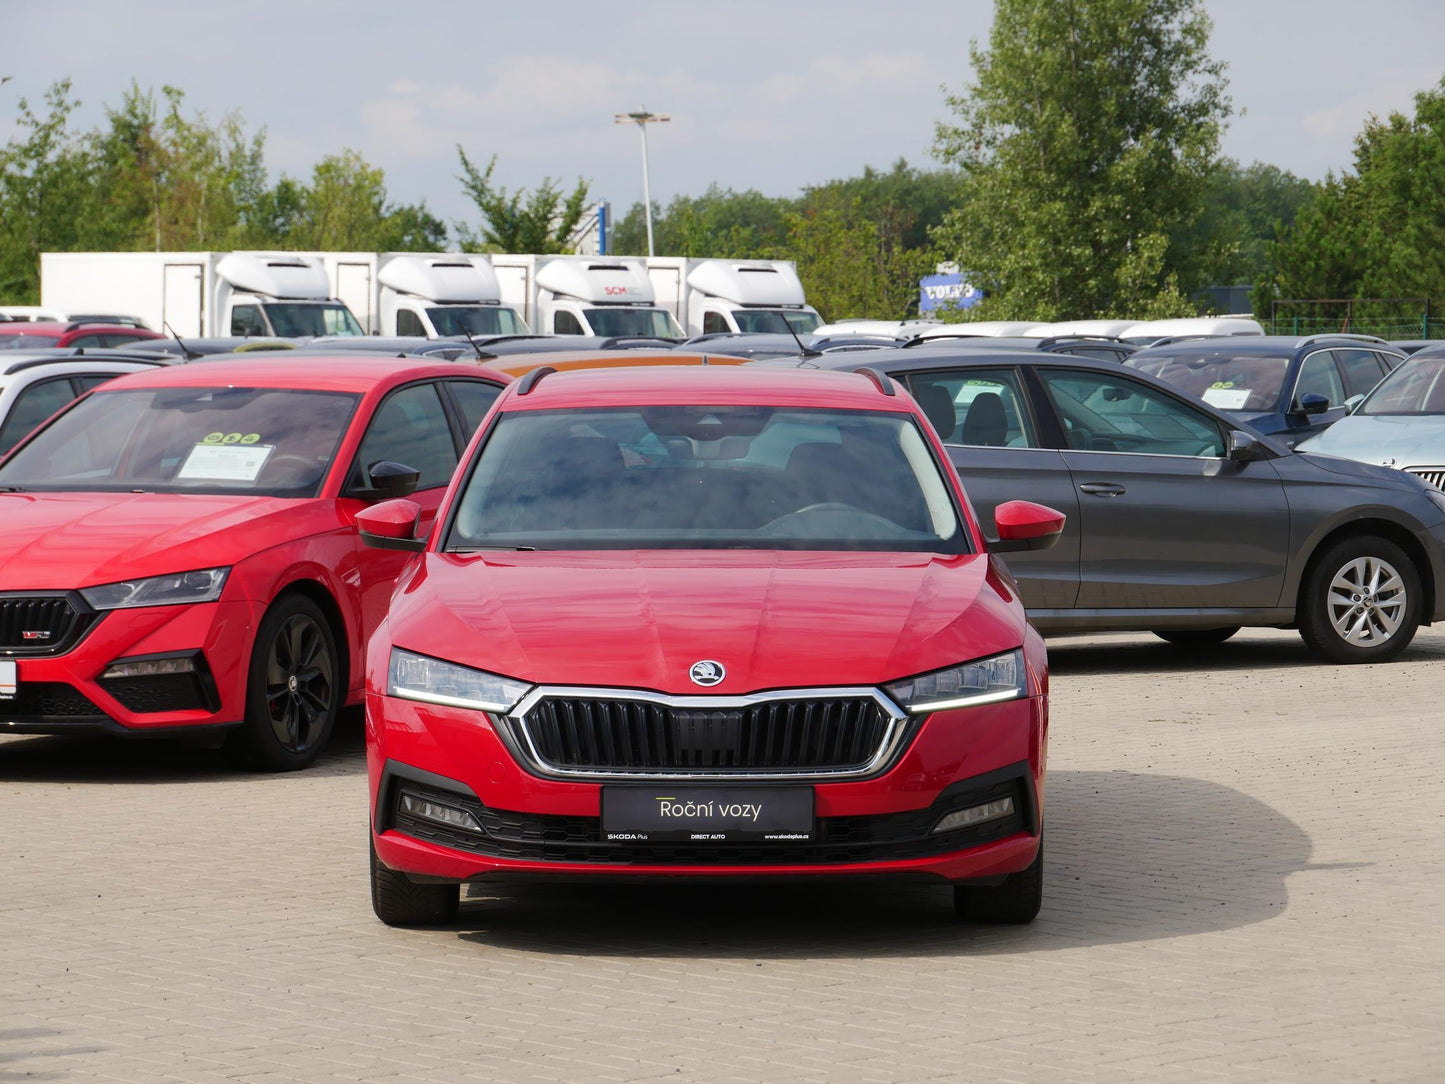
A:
[
  {"left": 361, "top": 366, "right": 1063, "bottom": 925},
  {"left": 0, "top": 356, "right": 509, "bottom": 768},
  {"left": 0, "top": 321, "right": 166, "bottom": 350}
]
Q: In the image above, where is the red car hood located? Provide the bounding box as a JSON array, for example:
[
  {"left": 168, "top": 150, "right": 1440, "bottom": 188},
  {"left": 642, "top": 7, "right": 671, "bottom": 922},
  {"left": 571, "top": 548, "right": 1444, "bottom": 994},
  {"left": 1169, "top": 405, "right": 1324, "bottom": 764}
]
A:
[
  {"left": 0, "top": 491, "right": 337, "bottom": 590},
  {"left": 387, "top": 550, "right": 1023, "bottom": 694}
]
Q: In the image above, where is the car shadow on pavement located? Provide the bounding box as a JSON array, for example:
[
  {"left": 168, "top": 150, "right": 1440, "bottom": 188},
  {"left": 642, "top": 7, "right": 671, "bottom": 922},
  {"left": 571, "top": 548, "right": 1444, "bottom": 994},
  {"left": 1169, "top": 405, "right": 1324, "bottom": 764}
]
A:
[
  {"left": 455, "top": 769, "right": 1314, "bottom": 959},
  {"left": 0, "top": 708, "right": 367, "bottom": 783},
  {"left": 1044, "top": 627, "right": 1445, "bottom": 676}
]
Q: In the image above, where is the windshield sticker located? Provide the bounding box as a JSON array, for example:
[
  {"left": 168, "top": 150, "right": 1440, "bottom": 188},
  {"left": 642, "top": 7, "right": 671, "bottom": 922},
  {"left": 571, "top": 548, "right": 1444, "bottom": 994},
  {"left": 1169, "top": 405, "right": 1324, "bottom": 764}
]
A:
[
  {"left": 177, "top": 443, "right": 275, "bottom": 482},
  {"left": 1202, "top": 387, "right": 1252, "bottom": 410},
  {"left": 201, "top": 432, "right": 262, "bottom": 445}
]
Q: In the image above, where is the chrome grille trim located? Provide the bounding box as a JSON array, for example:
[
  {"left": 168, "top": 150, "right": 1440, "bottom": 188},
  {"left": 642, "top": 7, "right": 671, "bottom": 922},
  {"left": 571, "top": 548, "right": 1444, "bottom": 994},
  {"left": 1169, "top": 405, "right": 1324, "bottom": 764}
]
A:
[
  {"left": 507, "top": 685, "right": 909, "bottom": 782},
  {"left": 1404, "top": 466, "right": 1445, "bottom": 491}
]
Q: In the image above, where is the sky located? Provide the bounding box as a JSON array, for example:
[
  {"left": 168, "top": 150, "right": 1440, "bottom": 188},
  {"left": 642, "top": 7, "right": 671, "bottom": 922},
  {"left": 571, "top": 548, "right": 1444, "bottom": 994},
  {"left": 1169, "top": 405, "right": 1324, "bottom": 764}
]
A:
[{"left": 4, "top": 0, "right": 1443, "bottom": 231}]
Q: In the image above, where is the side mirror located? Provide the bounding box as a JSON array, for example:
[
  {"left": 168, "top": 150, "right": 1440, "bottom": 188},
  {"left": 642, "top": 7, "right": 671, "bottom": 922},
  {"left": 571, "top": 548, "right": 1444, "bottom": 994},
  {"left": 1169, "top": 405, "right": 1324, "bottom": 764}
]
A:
[
  {"left": 988, "top": 500, "right": 1066, "bottom": 553},
  {"left": 356, "top": 499, "right": 424, "bottom": 552},
  {"left": 367, "top": 460, "right": 421, "bottom": 500},
  {"left": 1228, "top": 430, "right": 1268, "bottom": 463},
  {"left": 1295, "top": 392, "right": 1331, "bottom": 416},
  {"left": 1344, "top": 393, "right": 1365, "bottom": 414}
]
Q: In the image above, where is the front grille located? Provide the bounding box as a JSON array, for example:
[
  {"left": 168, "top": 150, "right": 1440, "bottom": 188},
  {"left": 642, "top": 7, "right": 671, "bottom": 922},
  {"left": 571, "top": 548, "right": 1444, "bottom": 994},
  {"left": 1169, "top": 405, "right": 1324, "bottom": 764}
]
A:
[
  {"left": 517, "top": 695, "right": 896, "bottom": 775},
  {"left": 0, "top": 681, "right": 105, "bottom": 720},
  {"left": 388, "top": 777, "right": 1029, "bottom": 866},
  {"left": 0, "top": 594, "right": 95, "bottom": 656},
  {"left": 1405, "top": 467, "right": 1445, "bottom": 491}
]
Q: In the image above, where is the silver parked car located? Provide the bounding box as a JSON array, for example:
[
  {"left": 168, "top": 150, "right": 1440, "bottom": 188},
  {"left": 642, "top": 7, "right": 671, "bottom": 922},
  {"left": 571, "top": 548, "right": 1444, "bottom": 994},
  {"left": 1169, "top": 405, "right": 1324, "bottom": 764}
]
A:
[{"left": 1296, "top": 345, "right": 1445, "bottom": 489}]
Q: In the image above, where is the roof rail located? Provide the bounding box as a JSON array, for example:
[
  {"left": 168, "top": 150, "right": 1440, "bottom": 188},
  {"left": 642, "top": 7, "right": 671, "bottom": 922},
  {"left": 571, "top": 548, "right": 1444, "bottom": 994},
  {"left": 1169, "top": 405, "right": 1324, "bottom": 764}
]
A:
[
  {"left": 1144, "top": 333, "right": 1216, "bottom": 348},
  {"left": 513, "top": 365, "right": 557, "bottom": 396},
  {"left": 1295, "top": 333, "right": 1390, "bottom": 349},
  {"left": 853, "top": 366, "right": 896, "bottom": 395},
  {"left": 3, "top": 354, "right": 165, "bottom": 376},
  {"left": 901, "top": 332, "right": 988, "bottom": 348},
  {"left": 1036, "top": 334, "right": 1131, "bottom": 349}
]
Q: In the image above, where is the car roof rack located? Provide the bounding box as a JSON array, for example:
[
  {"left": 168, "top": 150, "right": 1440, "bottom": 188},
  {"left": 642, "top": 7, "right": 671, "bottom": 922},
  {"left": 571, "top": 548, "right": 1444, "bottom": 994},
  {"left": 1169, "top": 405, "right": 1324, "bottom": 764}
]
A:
[
  {"left": 1141, "top": 333, "right": 1218, "bottom": 348},
  {"left": 2, "top": 354, "right": 166, "bottom": 376},
  {"left": 513, "top": 365, "right": 557, "bottom": 396},
  {"left": 901, "top": 332, "right": 990, "bottom": 348},
  {"left": 1036, "top": 334, "right": 1132, "bottom": 349},
  {"left": 1295, "top": 333, "right": 1391, "bottom": 349},
  {"left": 853, "top": 366, "right": 896, "bottom": 395}
]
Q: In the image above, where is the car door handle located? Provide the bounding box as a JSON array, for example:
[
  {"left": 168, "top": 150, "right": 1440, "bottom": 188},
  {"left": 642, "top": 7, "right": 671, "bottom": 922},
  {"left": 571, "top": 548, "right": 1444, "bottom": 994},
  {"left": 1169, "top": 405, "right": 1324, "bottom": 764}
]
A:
[{"left": 1078, "top": 482, "right": 1126, "bottom": 497}]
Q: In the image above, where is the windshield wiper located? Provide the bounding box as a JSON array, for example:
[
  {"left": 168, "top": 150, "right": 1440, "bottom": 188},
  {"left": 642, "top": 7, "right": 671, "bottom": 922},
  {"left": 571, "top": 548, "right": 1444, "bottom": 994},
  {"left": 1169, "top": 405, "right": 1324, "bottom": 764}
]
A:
[
  {"left": 451, "top": 545, "right": 540, "bottom": 552},
  {"left": 0, "top": 485, "right": 27, "bottom": 492}
]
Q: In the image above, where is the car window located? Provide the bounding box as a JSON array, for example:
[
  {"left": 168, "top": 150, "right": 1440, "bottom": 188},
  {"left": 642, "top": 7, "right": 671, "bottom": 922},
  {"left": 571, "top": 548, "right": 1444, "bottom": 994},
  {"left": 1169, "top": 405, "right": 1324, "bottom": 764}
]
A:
[
  {"left": 447, "top": 406, "right": 965, "bottom": 553},
  {"left": 1059, "top": 345, "right": 1127, "bottom": 363},
  {"left": 73, "top": 374, "right": 123, "bottom": 392},
  {"left": 1333, "top": 349, "right": 1388, "bottom": 398},
  {"left": 554, "top": 310, "right": 584, "bottom": 335},
  {"left": 354, "top": 382, "right": 458, "bottom": 491},
  {"left": 1294, "top": 351, "right": 1346, "bottom": 409},
  {"left": 1038, "top": 368, "right": 1226, "bottom": 457},
  {"left": 903, "top": 368, "right": 1036, "bottom": 448},
  {"left": 0, "top": 377, "right": 76, "bottom": 454},
  {"left": 446, "top": 379, "right": 502, "bottom": 435},
  {"left": 396, "top": 309, "right": 426, "bottom": 337},
  {"left": 1127, "top": 350, "right": 1288, "bottom": 411},
  {"left": 703, "top": 311, "right": 729, "bottom": 334},
  {"left": 1360, "top": 355, "right": 1445, "bottom": 414}
]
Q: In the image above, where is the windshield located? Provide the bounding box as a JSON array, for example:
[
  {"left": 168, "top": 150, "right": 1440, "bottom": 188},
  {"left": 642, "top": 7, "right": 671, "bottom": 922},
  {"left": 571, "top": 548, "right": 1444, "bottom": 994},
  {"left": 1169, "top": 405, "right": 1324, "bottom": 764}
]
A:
[
  {"left": 263, "top": 303, "right": 364, "bottom": 337},
  {"left": 426, "top": 306, "right": 528, "bottom": 337},
  {"left": 1360, "top": 355, "right": 1445, "bottom": 414},
  {"left": 732, "top": 309, "right": 822, "bottom": 334},
  {"left": 0, "top": 387, "right": 359, "bottom": 497},
  {"left": 1126, "top": 351, "right": 1288, "bottom": 412},
  {"left": 582, "top": 308, "right": 683, "bottom": 339},
  {"left": 446, "top": 406, "right": 966, "bottom": 552}
]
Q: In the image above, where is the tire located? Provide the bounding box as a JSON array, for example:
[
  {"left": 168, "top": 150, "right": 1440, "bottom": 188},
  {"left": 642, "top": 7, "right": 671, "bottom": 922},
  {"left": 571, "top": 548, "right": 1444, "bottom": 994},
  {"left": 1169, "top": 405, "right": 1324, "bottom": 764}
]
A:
[
  {"left": 1152, "top": 627, "right": 1240, "bottom": 646},
  {"left": 370, "top": 840, "right": 459, "bottom": 926},
  {"left": 1298, "top": 535, "right": 1422, "bottom": 664},
  {"left": 954, "top": 839, "right": 1043, "bottom": 924},
  {"left": 225, "top": 593, "right": 342, "bottom": 771}
]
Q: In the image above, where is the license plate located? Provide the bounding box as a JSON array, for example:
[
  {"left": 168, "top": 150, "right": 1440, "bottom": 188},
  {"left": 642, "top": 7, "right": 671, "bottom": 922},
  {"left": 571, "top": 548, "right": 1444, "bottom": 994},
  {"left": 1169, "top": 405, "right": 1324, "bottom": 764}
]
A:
[
  {"left": 0, "top": 659, "right": 15, "bottom": 701},
  {"left": 602, "top": 786, "right": 814, "bottom": 843}
]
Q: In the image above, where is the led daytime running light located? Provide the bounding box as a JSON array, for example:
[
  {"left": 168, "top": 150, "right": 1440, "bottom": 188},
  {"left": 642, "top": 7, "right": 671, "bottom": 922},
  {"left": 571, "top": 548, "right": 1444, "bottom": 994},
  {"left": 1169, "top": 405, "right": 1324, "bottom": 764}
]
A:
[
  {"left": 885, "top": 648, "right": 1026, "bottom": 714},
  {"left": 387, "top": 648, "right": 531, "bottom": 714}
]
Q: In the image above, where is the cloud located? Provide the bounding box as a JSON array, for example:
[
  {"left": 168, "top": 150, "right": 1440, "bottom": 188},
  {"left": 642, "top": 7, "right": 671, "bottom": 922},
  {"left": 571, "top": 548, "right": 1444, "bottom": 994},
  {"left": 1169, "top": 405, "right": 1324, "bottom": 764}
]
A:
[{"left": 1301, "top": 71, "right": 1438, "bottom": 139}]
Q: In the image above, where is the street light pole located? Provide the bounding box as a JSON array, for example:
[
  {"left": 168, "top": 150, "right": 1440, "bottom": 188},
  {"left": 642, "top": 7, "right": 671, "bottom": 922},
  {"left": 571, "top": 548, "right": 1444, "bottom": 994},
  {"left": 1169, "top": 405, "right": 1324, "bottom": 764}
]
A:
[{"left": 614, "top": 109, "right": 669, "bottom": 257}]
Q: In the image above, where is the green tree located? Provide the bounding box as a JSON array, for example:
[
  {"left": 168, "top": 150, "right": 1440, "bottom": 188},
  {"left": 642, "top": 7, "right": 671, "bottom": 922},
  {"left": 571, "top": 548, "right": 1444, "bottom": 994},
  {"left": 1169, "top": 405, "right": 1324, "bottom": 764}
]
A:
[
  {"left": 455, "top": 148, "right": 589, "bottom": 253},
  {"left": 782, "top": 200, "right": 938, "bottom": 322},
  {"left": 932, "top": 0, "right": 1231, "bottom": 320},
  {"left": 1263, "top": 75, "right": 1445, "bottom": 325},
  {"left": 610, "top": 186, "right": 792, "bottom": 258}
]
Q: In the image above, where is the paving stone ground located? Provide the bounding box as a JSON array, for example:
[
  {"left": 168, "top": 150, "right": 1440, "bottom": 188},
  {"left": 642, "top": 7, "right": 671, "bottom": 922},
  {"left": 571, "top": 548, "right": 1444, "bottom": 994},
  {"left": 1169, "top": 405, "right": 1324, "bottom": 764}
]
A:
[{"left": 2, "top": 626, "right": 1443, "bottom": 1083}]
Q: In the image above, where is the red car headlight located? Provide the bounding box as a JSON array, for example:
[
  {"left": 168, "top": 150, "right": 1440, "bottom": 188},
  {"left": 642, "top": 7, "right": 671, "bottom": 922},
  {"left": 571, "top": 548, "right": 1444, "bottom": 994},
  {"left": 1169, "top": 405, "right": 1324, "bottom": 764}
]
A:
[{"left": 883, "top": 648, "right": 1026, "bottom": 714}]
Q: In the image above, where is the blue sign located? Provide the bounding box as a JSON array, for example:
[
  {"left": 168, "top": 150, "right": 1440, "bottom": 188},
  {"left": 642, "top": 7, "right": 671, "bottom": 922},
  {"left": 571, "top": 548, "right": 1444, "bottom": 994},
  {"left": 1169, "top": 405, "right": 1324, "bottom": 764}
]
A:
[{"left": 919, "top": 272, "right": 982, "bottom": 313}]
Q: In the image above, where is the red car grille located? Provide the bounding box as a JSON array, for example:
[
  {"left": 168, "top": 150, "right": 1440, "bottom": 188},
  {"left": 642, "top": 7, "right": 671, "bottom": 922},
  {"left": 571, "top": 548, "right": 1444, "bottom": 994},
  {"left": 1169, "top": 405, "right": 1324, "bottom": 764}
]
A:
[{"left": 519, "top": 696, "right": 895, "bottom": 774}]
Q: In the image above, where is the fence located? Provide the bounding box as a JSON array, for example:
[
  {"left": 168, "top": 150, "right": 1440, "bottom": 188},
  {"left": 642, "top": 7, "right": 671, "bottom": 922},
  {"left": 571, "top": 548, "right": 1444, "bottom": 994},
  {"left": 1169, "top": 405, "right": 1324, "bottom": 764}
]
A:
[{"left": 1268, "top": 298, "right": 1441, "bottom": 341}]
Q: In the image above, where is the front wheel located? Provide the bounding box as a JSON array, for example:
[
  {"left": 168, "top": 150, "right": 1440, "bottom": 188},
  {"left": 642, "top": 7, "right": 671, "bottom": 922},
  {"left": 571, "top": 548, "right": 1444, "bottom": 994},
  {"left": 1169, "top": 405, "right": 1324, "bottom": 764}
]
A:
[
  {"left": 370, "top": 840, "right": 459, "bottom": 926},
  {"left": 954, "top": 840, "right": 1043, "bottom": 924},
  {"left": 226, "top": 593, "right": 341, "bottom": 771},
  {"left": 1298, "top": 535, "right": 1421, "bottom": 664},
  {"left": 1153, "top": 627, "right": 1240, "bottom": 647}
]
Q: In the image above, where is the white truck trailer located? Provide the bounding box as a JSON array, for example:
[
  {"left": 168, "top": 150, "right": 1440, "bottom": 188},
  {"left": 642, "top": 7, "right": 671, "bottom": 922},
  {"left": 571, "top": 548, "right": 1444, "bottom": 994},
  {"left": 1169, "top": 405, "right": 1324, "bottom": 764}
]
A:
[
  {"left": 314, "top": 253, "right": 530, "bottom": 337},
  {"left": 40, "top": 252, "right": 364, "bottom": 338},
  {"left": 645, "top": 258, "right": 822, "bottom": 337},
  {"left": 491, "top": 255, "right": 684, "bottom": 338}
]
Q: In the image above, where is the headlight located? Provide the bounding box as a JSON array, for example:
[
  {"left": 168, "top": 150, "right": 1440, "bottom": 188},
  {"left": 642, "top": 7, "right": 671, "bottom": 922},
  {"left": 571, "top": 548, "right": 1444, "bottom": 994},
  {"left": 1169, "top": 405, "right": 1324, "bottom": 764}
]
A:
[
  {"left": 884, "top": 648, "right": 1026, "bottom": 713},
  {"left": 387, "top": 648, "right": 532, "bottom": 713},
  {"left": 80, "top": 568, "right": 230, "bottom": 610}
]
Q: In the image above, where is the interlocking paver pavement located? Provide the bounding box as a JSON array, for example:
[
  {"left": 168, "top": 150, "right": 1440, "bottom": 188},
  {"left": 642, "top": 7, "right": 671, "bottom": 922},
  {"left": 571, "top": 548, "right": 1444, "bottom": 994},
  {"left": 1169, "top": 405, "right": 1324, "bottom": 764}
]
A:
[{"left": 3, "top": 627, "right": 1443, "bottom": 1082}]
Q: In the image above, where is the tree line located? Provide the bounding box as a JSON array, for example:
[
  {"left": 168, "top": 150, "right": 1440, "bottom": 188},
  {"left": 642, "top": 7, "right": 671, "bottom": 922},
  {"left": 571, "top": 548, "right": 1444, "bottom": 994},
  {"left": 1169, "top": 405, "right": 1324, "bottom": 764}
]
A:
[{"left": 2, "top": 1, "right": 1442, "bottom": 326}]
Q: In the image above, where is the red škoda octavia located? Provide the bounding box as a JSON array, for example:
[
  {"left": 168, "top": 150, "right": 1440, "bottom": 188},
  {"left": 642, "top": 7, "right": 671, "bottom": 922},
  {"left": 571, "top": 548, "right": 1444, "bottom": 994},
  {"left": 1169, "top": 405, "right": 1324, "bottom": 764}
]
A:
[{"left": 360, "top": 366, "right": 1063, "bottom": 925}]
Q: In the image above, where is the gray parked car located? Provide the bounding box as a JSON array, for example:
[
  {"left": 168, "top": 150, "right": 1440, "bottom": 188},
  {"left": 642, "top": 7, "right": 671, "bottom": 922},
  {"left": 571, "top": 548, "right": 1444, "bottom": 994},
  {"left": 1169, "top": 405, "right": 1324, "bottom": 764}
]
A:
[
  {"left": 1296, "top": 345, "right": 1445, "bottom": 487},
  {"left": 760, "top": 345, "right": 1445, "bottom": 662}
]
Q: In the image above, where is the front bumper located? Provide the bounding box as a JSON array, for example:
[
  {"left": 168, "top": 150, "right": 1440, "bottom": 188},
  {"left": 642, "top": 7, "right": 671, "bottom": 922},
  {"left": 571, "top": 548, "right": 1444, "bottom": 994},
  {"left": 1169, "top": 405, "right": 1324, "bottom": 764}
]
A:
[
  {"left": 0, "top": 599, "right": 256, "bottom": 734},
  {"left": 368, "top": 690, "right": 1048, "bottom": 884}
]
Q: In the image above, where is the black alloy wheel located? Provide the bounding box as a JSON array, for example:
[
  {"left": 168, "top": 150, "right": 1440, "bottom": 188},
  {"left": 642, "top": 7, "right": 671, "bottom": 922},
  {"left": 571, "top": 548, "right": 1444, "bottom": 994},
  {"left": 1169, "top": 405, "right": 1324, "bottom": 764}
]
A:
[{"left": 227, "top": 593, "right": 341, "bottom": 771}]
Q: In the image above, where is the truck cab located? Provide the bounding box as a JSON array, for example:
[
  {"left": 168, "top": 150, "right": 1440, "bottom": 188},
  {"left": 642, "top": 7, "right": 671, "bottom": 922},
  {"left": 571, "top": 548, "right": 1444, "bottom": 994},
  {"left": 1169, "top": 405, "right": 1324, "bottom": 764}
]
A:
[
  {"left": 534, "top": 259, "right": 683, "bottom": 338},
  {"left": 377, "top": 256, "right": 530, "bottom": 338},
  {"left": 218, "top": 254, "right": 364, "bottom": 338},
  {"left": 647, "top": 258, "right": 822, "bottom": 337}
]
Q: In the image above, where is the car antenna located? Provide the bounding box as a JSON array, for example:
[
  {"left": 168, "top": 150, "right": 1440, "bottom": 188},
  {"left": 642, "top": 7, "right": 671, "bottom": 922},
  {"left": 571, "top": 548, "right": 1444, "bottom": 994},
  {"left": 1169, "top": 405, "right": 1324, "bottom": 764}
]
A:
[
  {"left": 163, "top": 321, "right": 200, "bottom": 361},
  {"left": 781, "top": 318, "right": 821, "bottom": 359},
  {"left": 460, "top": 328, "right": 487, "bottom": 360}
]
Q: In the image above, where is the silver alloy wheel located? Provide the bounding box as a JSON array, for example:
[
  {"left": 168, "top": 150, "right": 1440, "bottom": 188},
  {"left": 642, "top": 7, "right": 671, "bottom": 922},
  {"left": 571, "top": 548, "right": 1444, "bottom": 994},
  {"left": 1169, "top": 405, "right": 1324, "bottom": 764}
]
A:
[{"left": 1326, "top": 556, "right": 1408, "bottom": 646}]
